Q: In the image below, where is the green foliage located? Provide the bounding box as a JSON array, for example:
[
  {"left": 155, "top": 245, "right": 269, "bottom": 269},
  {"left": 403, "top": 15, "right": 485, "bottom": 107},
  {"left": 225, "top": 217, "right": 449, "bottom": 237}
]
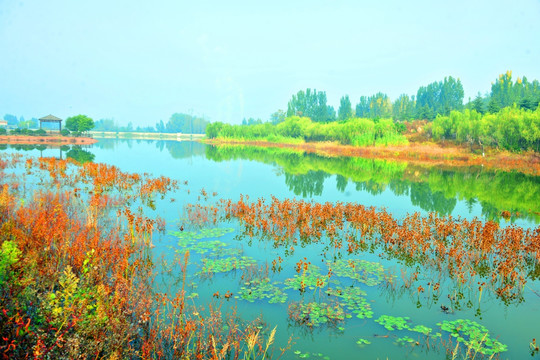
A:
[
  {"left": 67, "top": 146, "right": 95, "bottom": 164},
  {"left": 375, "top": 315, "right": 411, "bottom": 331},
  {"left": 330, "top": 259, "right": 386, "bottom": 286},
  {"left": 200, "top": 256, "right": 257, "bottom": 274},
  {"left": 438, "top": 319, "right": 508, "bottom": 355},
  {"left": 34, "top": 129, "right": 47, "bottom": 136},
  {"left": 338, "top": 95, "right": 353, "bottom": 120},
  {"left": 0, "top": 127, "right": 7, "bottom": 135},
  {"left": 490, "top": 71, "right": 540, "bottom": 111},
  {"left": 287, "top": 89, "right": 336, "bottom": 122},
  {"left": 416, "top": 76, "right": 464, "bottom": 120},
  {"left": 0, "top": 241, "right": 21, "bottom": 286},
  {"left": 393, "top": 94, "right": 416, "bottom": 120},
  {"left": 355, "top": 93, "right": 393, "bottom": 119},
  {"left": 327, "top": 287, "right": 373, "bottom": 319},
  {"left": 164, "top": 112, "right": 209, "bottom": 134},
  {"left": 237, "top": 278, "right": 288, "bottom": 304},
  {"left": 60, "top": 128, "right": 70, "bottom": 136},
  {"left": 356, "top": 338, "right": 371, "bottom": 345},
  {"left": 288, "top": 301, "right": 346, "bottom": 327},
  {"left": 270, "top": 109, "right": 286, "bottom": 124},
  {"left": 3, "top": 113, "right": 18, "bottom": 125},
  {"left": 65, "top": 114, "right": 95, "bottom": 133},
  {"left": 432, "top": 106, "right": 540, "bottom": 151},
  {"left": 284, "top": 265, "right": 328, "bottom": 291},
  {"left": 206, "top": 116, "right": 407, "bottom": 147}
]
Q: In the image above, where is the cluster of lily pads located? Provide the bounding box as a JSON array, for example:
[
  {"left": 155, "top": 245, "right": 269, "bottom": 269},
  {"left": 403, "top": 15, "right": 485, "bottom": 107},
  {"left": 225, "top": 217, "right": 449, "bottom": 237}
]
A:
[
  {"left": 373, "top": 314, "right": 507, "bottom": 355},
  {"left": 172, "top": 227, "right": 235, "bottom": 252},
  {"left": 293, "top": 350, "right": 330, "bottom": 359},
  {"left": 200, "top": 255, "right": 257, "bottom": 274},
  {"left": 288, "top": 301, "right": 346, "bottom": 327},
  {"left": 330, "top": 259, "right": 387, "bottom": 286},
  {"left": 437, "top": 319, "right": 508, "bottom": 355},
  {"left": 169, "top": 227, "right": 508, "bottom": 357},
  {"left": 236, "top": 278, "right": 288, "bottom": 304},
  {"left": 326, "top": 286, "right": 373, "bottom": 319},
  {"left": 284, "top": 265, "right": 328, "bottom": 291}
]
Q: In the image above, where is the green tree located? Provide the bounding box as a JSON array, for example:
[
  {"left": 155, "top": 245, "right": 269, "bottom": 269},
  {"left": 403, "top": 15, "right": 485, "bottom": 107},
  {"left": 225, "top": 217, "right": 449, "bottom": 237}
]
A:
[
  {"left": 65, "top": 114, "right": 95, "bottom": 133},
  {"left": 286, "top": 89, "right": 335, "bottom": 122},
  {"left": 3, "top": 114, "right": 18, "bottom": 126},
  {"left": 338, "top": 95, "right": 353, "bottom": 120},
  {"left": 94, "top": 118, "right": 116, "bottom": 131},
  {"left": 472, "top": 93, "right": 485, "bottom": 114},
  {"left": 270, "top": 110, "right": 286, "bottom": 124},
  {"left": 355, "top": 96, "right": 370, "bottom": 118},
  {"left": 393, "top": 94, "right": 415, "bottom": 120}
]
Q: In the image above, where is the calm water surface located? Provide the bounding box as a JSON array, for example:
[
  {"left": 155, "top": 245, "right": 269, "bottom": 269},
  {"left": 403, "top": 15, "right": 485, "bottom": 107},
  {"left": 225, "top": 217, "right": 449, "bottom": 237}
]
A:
[{"left": 3, "top": 139, "right": 539, "bottom": 359}]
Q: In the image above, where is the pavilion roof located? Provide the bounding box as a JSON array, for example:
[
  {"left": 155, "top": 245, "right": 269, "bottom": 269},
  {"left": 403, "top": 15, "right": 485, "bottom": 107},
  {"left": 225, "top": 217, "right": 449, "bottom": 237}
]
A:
[{"left": 39, "top": 114, "right": 62, "bottom": 122}]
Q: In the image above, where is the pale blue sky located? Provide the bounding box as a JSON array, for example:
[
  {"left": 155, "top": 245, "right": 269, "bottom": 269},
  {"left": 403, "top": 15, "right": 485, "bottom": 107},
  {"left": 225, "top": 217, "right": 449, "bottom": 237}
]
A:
[{"left": 1, "top": 0, "right": 539, "bottom": 126}]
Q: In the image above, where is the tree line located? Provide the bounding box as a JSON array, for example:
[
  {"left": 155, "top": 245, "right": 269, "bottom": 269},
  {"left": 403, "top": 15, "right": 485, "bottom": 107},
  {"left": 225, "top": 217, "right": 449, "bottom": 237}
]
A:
[
  {"left": 269, "top": 71, "right": 539, "bottom": 124},
  {"left": 91, "top": 113, "right": 209, "bottom": 134}
]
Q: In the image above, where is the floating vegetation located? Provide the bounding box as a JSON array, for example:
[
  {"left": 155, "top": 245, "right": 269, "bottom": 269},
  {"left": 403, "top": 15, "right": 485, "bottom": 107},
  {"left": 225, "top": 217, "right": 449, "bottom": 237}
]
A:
[
  {"left": 396, "top": 336, "right": 416, "bottom": 346},
  {"left": 284, "top": 265, "right": 328, "bottom": 292},
  {"left": 237, "top": 278, "right": 288, "bottom": 304},
  {"left": 437, "top": 319, "right": 508, "bottom": 356},
  {"left": 288, "top": 301, "right": 345, "bottom": 328},
  {"left": 203, "top": 196, "right": 540, "bottom": 304},
  {"left": 171, "top": 227, "right": 234, "bottom": 246},
  {"left": 327, "top": 287, "right": 373, "bottom": 319},
  {"left": 200, "top": 255, "right": 257, "bottom": 274},
  {"left": 330, "top": 259, "right": 386, "bottom": 286},
  {"left": 375, "top": 315, "right": 411, "bottom": 331},
  {"left": 293, "top": 350, "right": 329, "bottom": 359},
  {"left": 410, "top": 324, "right": 434, "bottom": 336},
  {"left": 356, "top": 338, "right": 371, "bottom": 346}
]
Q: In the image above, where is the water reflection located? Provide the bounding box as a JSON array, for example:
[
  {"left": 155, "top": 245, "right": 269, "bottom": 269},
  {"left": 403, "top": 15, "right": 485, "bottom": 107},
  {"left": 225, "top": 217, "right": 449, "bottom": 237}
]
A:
[
  {"left": 0, "top": 143, "right": 94, "bottom": 163},
  {"left": 3, "top": 139, "right": 539, "bottom": 222},
  {"left": 205, "top": 144, "right": 540, "bottom": 222}
]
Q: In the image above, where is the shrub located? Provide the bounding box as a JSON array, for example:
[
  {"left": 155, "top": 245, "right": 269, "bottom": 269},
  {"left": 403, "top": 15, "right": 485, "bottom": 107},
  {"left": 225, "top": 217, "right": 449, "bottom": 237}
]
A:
[{"left": 61, "top": 128, "right": 70, "bottom": 136}]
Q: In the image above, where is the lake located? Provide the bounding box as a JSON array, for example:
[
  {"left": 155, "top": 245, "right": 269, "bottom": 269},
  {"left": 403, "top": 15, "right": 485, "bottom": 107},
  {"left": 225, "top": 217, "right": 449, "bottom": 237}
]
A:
[{"left": 2, "top": 139, "right": 539, "bottom": 359}]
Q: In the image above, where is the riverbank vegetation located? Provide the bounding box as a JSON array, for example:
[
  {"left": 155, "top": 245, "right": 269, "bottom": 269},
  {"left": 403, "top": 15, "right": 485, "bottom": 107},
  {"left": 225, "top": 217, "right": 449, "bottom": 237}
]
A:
[
  {"left": 0, "top": 153, "right": 278, "bottom": 359},
  {"left": 432, "top": 106, "right": 540, "bottom": 152},
  {"left": 205, "top": 71, "right": 540, "bottom": 157},
  {"left": 206, "top": 116, "right": 408, "bottom": 146}
]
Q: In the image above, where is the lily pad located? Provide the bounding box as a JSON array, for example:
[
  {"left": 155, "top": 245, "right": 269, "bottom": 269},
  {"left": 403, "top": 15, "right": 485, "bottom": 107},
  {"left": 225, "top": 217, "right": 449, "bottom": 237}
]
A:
[{"left": 237, "top": 278, "right": 288, "bottom": 304}]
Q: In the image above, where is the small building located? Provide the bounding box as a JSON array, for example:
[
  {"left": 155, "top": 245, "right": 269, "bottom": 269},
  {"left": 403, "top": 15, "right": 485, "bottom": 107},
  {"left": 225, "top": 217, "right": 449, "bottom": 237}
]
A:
[
  {"left": 39, "top": 114, "right": 62, "bottom": 132},
  {"left": 0, "top": 120, "right": 7, "bottom": 127}
]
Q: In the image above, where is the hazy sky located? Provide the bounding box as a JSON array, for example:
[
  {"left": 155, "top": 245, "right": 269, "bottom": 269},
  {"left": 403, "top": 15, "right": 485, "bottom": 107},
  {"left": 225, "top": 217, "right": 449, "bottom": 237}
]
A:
[{"left": 1, "top": 0, "right": 539, "bottom": 126}]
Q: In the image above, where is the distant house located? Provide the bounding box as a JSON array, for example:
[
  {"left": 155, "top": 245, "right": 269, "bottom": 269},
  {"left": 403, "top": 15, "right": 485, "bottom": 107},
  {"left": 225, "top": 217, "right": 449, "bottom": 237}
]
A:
[
  {"left": 0, "top": 120, "right": 7, "bottom": 127},
  {"left": 39, "top": 114, "right": 63, "bottom": 131}
]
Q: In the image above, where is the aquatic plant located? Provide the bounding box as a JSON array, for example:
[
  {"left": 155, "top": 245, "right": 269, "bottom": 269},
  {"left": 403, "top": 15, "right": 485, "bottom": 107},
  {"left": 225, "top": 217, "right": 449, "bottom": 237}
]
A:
[
  {"left": 375, "top": 315, "right": 411, "bottom": 331},
  {"left": 237, "top": 278, "right": 288, "bottom": 304},
  {"left": 200, "top": 255, "right": 257, "bottom": 274},
  {"left": 330, "top": 259, "right": 386, "bottom": 286},
  {"left": 437, "top": 319, "right": 508, "bottom": 356},
  {"left": 0, "top": 153, "right": 281, "bottom": 359},
  {"left": 206, "top": 196, "right": 540, "bottom": 304},
  {"left": 284, "top": 265, "right": 328, "bottom": 292},
  {"left": 327, "top": 286, "right": 373, "bottom": 319},
  {"left": 356, "top": 338, "right": 371, "bottom": 345},
  {"left": 288, "top": 301, "right": 346, "bottom": 328}
]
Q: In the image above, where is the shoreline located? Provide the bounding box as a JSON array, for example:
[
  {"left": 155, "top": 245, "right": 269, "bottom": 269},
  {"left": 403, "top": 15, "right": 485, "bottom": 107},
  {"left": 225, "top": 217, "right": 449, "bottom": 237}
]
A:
[
  {"left": 90, "top": 131, "right": 205, "bottom": 140},
  {"left": 203, "top": 138, "right": 540, "bottom": 176},
  {"left": 0, "top": 135, "right": 98, "bottom": 146}
]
